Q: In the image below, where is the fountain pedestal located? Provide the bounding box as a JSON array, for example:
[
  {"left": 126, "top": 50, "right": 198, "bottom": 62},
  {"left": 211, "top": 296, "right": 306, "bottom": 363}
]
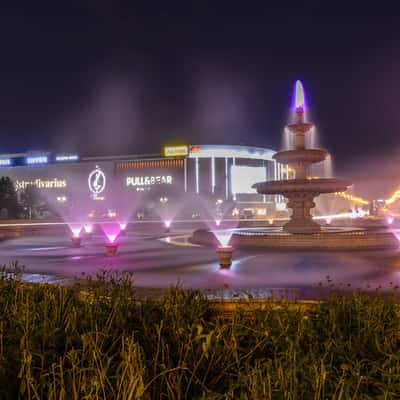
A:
[
  {"left": 284, "top": 192, "right": 321, "bottom": 233},
  {"left": 217, "top": 246, "right": 233, "bottom": 268},
  {"left": 105, "top": 243, "right": 119, "bottom": 256},
  {"left": 71, "top": 237, "right": 82, "bottom": 248}
]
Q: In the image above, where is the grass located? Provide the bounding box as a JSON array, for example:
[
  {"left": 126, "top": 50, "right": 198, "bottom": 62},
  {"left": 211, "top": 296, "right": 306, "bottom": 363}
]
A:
[{"left": 1, "top": 264, "right": 400, "bottom": 398}]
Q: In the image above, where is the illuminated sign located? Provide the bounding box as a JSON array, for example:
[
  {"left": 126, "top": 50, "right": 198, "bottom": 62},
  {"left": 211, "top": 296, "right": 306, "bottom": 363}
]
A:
[
  {"left": 0, "top": 158, "right": 11, "bottom": 166},
  {"left": 88, "top": 166, "right": 106, "bottom": 196},
  {"left": 26, "top": 155, "right": 48, "bottom": 165},
  {"left": 164, "top": 145, "right": 188, "bottom": 157},
  {"left": 15, "top": 178, "right": 67, "bottom": 191},
  {"left": 189, "top": 145, "right": 201, "bottom": 153},
  {"left": 126, "top": 175, "right": 173, "bottom": 187},
  {"left": 55, "top": 154, "right": 79, "bottom": 162}
]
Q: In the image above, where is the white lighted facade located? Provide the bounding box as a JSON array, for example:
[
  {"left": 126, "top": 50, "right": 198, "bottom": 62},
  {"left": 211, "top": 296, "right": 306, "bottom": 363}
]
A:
[
  {"left": 0, "top": 145, "right": 288, "bottom": 217},
  {"left": 186, "top": 145, "right": 287, "bottom": 208}
]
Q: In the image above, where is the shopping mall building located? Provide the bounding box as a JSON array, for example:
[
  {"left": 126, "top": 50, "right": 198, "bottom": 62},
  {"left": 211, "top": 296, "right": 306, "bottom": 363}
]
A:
[{"left": 0, "top": 144, "right": 289, "bottom": 218}]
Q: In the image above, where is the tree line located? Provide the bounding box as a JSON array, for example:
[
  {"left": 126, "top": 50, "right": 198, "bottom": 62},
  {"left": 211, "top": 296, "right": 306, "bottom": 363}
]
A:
[{"left": 0, "top": 177, "right": 44, "bottom": 219}]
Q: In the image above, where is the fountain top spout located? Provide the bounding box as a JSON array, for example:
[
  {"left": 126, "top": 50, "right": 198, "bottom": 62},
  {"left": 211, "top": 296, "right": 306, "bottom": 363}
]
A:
[
  {"left": 288, "top": 80, "right": 313, "bottom": 142},
  {"left": 295, "top": 80, "right": 305, "bottom": 109}
]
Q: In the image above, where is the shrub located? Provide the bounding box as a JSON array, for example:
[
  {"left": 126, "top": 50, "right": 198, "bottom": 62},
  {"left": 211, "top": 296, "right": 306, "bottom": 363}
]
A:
[{"left": 0, "top": 266, "right": 400, "bottom": 398}]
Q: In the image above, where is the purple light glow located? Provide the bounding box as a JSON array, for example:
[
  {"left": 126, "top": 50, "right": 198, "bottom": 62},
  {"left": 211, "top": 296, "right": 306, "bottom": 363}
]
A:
[
  {"left": 214, "top": 231, "right": 232, "bottom": 247},
  {"left": 106, "top": 234, "right": 118, "bottom": 244},
  {"left": 292, "top": 80, "right": 306, "bottom": 111},
  {"left": 393, "top": 230, "right": 400, "bottom": 243},
  {"left": 295, "top": 80, "right": 305, "bottom": 108},
  {"left": 387, "top": 216, "right": 395, "bottom": 225},
  {"left": 119, "top": 222, "right": 127, "bottom": 231},
  {"left": 215, "top": 219, "right": 221, "bottom": 227},
  {"left": 69, "top": 224, "right": 82, "bottom": 238},
  {"left": 218, "top": 269, "right": 231, "bottom": 276},
  {"left": 101, "top": 223, "right": 121, "bottom": 244},
  {"left": 83, "top": 224, "right": 93, "bottom": 234},
  {"left": 326, "top": 218, "right": 332, "bottom": 225},
  {"left": 164, "top": 220, "right": 171, "bottom": 228}
]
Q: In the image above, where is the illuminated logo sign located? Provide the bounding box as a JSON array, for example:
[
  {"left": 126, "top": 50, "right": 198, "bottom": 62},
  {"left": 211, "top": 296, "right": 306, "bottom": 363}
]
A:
[
  {"left": 0, "top": 158, "right": 11, "bottom": 166},
  {"left": 189, "top": 145, "right": 201, "bottom": 154},
  {"left": 163, "top": 145, "right": 188, "bottom": 157},
  {"left": 126, "top": 175, "right": 173, "bottom": 187},
  {"left": 15, "top": 178, "right": 67, "bottom": 191},
  {"left": 55, "top": 154, "right": 79, "bottom": 162},
  {"left": 26, "top": 155, "right": 48, "bottom": 165},
  {"left": 88, "top": 166, "right": 106, "bottom": 196}
]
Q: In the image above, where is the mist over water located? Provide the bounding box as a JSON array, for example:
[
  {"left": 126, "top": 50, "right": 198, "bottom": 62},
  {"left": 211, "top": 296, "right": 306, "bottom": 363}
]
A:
[
  {"left": 48, "top": 76, "right": 143, "bottom": 156},
  {"left": 341, "top": 150, "right": 400, "bottom": 201},
  {"left": 306, "top": 126, "right": 318, "bottom": 149}
]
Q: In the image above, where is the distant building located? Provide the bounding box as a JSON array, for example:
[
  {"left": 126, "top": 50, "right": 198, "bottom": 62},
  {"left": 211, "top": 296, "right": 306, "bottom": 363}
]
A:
[{"left": 0, "top": 145, "right": 288, "bottom": 219}]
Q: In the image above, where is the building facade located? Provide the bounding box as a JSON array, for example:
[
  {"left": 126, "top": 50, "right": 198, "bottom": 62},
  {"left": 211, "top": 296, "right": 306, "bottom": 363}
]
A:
[{"left": 0, "top": 145, "right": 288, "bottom": 219}]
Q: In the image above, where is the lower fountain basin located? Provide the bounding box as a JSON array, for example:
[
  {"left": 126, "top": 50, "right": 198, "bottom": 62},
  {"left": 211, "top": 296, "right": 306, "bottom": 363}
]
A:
[
  {"left": 253, "top": 178, "right": 350, "bottom": 194},
  {"left": 191, "top": 227, "right": 398, "bottom": 250}
]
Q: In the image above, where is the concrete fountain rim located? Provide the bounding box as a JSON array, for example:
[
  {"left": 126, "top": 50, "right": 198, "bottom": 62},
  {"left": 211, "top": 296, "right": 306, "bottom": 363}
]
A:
[{"left": 190, "top": 226, "right": 399, "bottom": 251}]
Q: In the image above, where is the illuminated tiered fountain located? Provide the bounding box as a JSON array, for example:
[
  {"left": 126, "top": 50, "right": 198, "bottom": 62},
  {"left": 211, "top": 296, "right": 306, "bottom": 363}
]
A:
[
  {"left": 253, "top": 81, "right": 350, "bottom": 233},
  {"left": 191, "top": 80, "right": 398, "bottom": 249}
]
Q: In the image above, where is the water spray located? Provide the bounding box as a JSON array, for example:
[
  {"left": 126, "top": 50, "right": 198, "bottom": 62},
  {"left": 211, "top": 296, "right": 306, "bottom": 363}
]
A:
[
  {"left": 70, "top": 225, "right": 82, "bottom": 248},
  {"left": 83, "top": 224, "right": 93, "bottom": 234},
  {"left": 101, "top": 223, "right": 121, "bottom": 256},
  {"left": 119, "top": 222, "right": 128, "bottom": 236},
  {"left": 83, "top": 223, "right": 93, "bottom": 239}
]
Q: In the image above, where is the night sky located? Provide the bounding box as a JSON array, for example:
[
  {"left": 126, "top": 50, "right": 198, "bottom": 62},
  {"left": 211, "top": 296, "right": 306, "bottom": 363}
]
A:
[{"left": 0, "top": 4, "right": 399, "bottom": 182}]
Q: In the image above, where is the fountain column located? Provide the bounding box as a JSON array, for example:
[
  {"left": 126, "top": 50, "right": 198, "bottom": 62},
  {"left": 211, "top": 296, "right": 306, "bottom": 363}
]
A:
[{"left": 284, "top": 192, "right": 320, "bottom": 233}]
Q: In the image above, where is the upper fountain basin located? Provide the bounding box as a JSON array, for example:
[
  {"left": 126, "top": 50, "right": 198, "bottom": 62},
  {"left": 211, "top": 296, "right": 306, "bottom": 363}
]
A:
[
  {"left": 287, "top": 122, "right": 313, "bottom": 134},
  {"left": 273, "top": 149, "right": 328, "bottom": 165},
  {"left": 252, "top": 178, "right": 351, "bottom": 195}
]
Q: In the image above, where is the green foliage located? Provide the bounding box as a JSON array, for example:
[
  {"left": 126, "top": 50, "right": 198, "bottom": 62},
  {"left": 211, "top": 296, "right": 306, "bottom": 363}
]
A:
[
  {"left": 0, "top": 176, "right": 20, "bottom": 218},
  {"left": 1, "top": 268, "right": 400, "bottom": 398},
  {"left": 20, "top": 185, "right": 46, "bottom": 218},
  {"left": 20, "top": 185, "right": 43, "bottom": 209}
]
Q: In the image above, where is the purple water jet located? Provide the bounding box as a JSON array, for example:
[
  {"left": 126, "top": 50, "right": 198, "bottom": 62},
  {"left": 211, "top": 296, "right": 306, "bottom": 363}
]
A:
[
  {"left": 83, "top": 224, "right": 93, "bottom": 234},
  {"left": 69, "top": 224, "right": 82, "bottom": 247},
  {"left": 214, "top": 230, "right": 232, "bottom": 247},
  {"left": 164, "top": 219, "right": 172, "bottom": 233},
  {"left": 101, "top": 222, "right": 121, "bottom": 244}
]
